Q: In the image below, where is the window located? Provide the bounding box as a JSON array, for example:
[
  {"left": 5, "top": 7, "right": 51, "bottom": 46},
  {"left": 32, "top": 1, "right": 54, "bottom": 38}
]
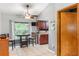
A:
[{"left": 14, "top": 22, "right": 30, "bottom": 39}]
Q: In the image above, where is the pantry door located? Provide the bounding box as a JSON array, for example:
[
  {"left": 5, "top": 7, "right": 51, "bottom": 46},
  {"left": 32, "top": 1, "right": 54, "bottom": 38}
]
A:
[{"left": 60, "top": 12, "right": 77, "bottom": 56}]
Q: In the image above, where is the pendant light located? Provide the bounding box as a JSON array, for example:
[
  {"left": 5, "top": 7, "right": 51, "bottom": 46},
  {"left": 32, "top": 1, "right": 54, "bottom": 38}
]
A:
[{"left": 25, "top": 5, "right": 31, "bottom": 19}]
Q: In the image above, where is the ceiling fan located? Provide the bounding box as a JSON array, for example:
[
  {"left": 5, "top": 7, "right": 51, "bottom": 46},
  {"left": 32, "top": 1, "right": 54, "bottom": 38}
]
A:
[{"left": 25, "top": 4, "right": 38, "bottom": 19}]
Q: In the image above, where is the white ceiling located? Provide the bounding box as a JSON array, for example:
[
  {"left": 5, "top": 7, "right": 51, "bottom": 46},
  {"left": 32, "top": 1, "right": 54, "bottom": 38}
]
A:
[{"left": 0, "top": 3, "right": 48, "bottom": 16}]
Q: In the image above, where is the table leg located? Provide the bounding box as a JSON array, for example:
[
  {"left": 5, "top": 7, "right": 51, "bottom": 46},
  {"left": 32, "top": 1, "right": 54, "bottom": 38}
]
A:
[
  {"left": 20, "top": 36, "right": 22, "bottom": 48},
  {"left": 14, "top": 40, "right": 15, "bottom": 48},
  {"left": 12, "top": 41, "right": 13, "bottom": 50},
  {"left": 26, "top": 36, "right": 29, "bottom": 47}
]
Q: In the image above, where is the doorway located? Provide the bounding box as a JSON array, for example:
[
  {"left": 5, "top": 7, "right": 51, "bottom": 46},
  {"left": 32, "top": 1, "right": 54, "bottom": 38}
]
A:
[{"left": 9, "top": 21, "right": 52, "bottom": 56}]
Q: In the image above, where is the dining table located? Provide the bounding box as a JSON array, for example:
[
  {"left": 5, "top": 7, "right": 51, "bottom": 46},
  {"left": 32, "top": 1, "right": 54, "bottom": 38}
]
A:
[{"left": 16, "top": 34, "right": 30, "bottom": 48}]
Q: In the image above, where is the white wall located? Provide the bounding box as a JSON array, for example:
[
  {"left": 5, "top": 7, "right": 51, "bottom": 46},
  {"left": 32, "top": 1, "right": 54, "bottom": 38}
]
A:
[
  {"left": 1, "top": 13, "right": 36, "bottom": 34},
  {"left": 0, "top": 13, "right": 2, "bottom": 34},
  {"left": 38, "top": 3, "right": 73, "bottom": 51}
]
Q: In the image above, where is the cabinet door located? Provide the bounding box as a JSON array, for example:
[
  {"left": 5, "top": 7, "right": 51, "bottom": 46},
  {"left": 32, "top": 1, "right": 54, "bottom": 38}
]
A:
[
  {"left": 0, "top": 39, "right": 9, "bottom": 56},
  {"left": 40, "top": 34, "right": 48, "bottom": 45},
  {"left": 37, "top": 21, "right": 43, "bottom": 29},
  {"left": 37, "top": 21, "right": 47, "bottom": 30},
  {"left": 60, "top": 12, "right": 77, "bottom": 56}
]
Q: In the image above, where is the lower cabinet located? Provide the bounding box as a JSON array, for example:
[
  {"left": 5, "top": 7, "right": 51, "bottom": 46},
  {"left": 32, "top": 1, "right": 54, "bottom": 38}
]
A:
[
  {"left": 39, "top": 34, "right": 48, "bottom": 45},
  {"left": 0, "top": 39, "right": 9, "bottom": 56}
]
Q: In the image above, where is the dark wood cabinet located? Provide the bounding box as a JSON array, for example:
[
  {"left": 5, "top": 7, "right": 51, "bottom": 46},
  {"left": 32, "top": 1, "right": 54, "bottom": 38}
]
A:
[
  {"left": 37, "top": 20, "right": 48, "bottom": 30},
  {"left": 39, "top": 34, "right": 48, "bottom": 45}
]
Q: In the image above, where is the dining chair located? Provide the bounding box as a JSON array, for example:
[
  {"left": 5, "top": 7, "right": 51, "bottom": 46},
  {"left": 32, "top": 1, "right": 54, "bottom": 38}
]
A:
[
  {"left": 8, "top": 34, "right": 15, "bottom": 50},
  {"left": 9, "top": 40, "right": 15, "bottom": 50},
  {"left": 29, "top": 32, "right": 37, "bottom": 46},
  {"left": 20, "top": 36, "right": 29, "bottom": 48}
]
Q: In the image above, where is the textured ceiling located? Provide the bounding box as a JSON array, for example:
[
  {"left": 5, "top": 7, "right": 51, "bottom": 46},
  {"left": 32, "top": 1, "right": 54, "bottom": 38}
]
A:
[{"left": 0, "top": 3, "right": 48, "bottom": 16}]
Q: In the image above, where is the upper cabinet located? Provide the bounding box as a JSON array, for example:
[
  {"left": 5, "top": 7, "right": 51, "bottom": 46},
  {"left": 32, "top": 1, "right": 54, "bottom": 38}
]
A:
[{"left": 37, "top": 20, "right": 48, "bottom": 31}]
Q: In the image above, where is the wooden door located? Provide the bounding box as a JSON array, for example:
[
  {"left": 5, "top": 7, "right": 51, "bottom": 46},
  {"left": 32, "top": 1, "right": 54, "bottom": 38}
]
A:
[
  {"left": 60, "top": 12, "right": 77, "bottom": 56},
  {"left": 77, "top": 4, "right": 79, "bottom": 56}
]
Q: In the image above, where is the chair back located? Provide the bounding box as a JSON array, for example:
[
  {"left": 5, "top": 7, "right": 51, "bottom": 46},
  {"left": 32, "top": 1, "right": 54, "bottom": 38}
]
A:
[{"left": 32, "top": 32, "right": 36, "bottom": 39}]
